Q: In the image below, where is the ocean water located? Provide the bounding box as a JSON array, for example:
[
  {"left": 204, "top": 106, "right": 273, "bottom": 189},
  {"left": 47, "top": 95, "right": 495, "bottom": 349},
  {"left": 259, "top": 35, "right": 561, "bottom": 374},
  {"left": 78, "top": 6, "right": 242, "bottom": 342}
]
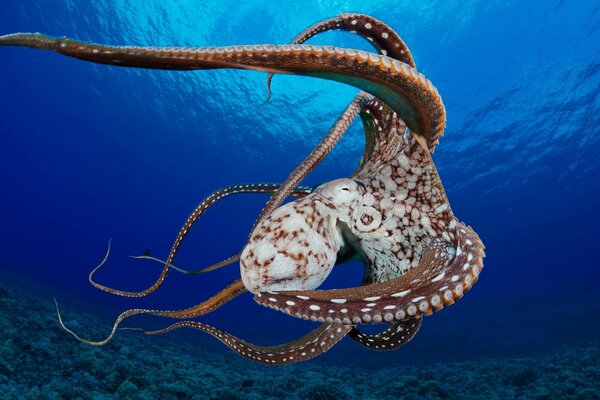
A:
[{"left": 0, "top": 1, "right": 599, "bottom": 399}]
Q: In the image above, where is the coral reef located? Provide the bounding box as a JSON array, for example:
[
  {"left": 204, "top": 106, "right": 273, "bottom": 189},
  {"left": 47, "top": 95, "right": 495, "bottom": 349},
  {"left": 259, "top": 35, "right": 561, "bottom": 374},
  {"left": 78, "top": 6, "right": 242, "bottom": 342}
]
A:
[{"left": 0, "top": 271, "right": 598, "bottom": 400}]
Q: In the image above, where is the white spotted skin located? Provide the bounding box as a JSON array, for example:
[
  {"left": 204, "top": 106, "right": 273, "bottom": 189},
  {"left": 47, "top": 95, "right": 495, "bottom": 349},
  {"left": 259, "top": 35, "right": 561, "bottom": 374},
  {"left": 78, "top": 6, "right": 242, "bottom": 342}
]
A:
[
  {"left": 350, "top": 101, "right": 455, "bottom": 284},
  {"left": 240, "top": 179, "right": 363, "bottom": 293}
]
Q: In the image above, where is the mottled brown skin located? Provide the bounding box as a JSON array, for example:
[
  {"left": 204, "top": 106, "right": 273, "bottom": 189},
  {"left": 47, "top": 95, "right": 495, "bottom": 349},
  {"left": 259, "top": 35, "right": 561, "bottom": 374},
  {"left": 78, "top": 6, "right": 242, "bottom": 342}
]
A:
[
  {"left": 241, "top": 184, "right": 351, "bottom": 293},
  {"left": 262, "top": 14, "right": 426, "bottom": 352},
  {"left": 353, "top": 101, "right": 454, "bottom": 282},
  {"left": 251, "top": 97, "right": 484, "bottom": 326},
  {"left": 2, "top": 14, "right": 484, "bottom": 365}
]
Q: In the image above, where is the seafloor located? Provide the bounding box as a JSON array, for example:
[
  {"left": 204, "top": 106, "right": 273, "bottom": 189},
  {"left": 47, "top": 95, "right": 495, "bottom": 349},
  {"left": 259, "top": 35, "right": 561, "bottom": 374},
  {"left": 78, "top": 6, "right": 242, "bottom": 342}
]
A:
[{"left": 1, "top": 271, "right": 598, "bottom": 400}]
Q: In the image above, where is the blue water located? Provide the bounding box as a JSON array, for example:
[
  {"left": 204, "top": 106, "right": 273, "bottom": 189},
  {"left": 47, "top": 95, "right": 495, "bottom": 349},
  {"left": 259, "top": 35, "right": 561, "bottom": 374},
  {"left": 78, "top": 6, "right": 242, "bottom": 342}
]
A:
[{"left": 0, "top": 0, "right": 599, "bottom": 397}]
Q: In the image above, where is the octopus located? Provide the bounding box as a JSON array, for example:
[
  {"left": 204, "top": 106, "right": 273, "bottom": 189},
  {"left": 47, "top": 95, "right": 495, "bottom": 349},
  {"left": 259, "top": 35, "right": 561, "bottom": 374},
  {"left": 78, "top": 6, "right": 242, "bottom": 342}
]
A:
[{"left": 0, "top": 13, "right": 484, "bottom": 365}]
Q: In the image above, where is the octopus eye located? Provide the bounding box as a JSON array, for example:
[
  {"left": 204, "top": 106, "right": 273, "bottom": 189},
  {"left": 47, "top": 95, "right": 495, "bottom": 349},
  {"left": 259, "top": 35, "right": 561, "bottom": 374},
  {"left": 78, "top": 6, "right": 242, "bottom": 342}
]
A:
[{"left": 341, "top": 187, "right": 350, "bottom": 191}]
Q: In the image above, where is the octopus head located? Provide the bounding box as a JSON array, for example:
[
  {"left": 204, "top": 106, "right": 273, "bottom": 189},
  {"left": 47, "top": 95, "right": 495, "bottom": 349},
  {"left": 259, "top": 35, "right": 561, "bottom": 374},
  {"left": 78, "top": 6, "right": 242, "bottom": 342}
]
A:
[
  {"left": 313, "top": 178, "right": 364, "bottom": 204},
  {"left": 240, "top": 178, "right": 365, "bottom": 293},
  {"left": 313, "top": 178, "right": 365, "bottom": 221}
]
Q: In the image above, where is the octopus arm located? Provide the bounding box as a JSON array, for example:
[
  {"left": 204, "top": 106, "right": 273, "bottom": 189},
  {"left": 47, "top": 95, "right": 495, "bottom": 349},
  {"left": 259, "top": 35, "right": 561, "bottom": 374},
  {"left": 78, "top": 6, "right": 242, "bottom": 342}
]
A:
[
  {"left": 251, "top": 92, "right": 371, "bottom": 228},
  {"left": 265, "top": 13, "right": 415, "bottom": 101},
  {"left": 0, "top": 33, "right": 445, "bottom": 150},
  {"left": 56, "top": 279, "right": 246, "bottom": 346},
  {"left": 144, "top": 321, "right": 352, "bottom": 365},
  {"left": 354, "top": 97, "right": 407, "bottom": 173},
  {"left": 88, "top": 183, "right": 310, "bottom": 298},
  {"left": 254, "top": 223, "right": 484, "bottom": 324},
  {"left": 349, "top": 318, "right": 422, "bottom": 351},
  {"left": 286, "top": 13, "right": 415, "bottom": 64}
]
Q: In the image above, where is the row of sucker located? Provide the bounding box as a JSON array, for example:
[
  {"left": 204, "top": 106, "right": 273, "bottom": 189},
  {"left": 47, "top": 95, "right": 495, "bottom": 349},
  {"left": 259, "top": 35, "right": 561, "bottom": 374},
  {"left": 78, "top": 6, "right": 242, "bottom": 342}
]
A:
[
  {"left": 144, "top": 321, "right": 352, "bottom": 365},
  {"left": 349, "top": 318, "right": 422, "bottom": 351},
  {"left": 254, "top": 222, "right": 484, "bottom": 324}
]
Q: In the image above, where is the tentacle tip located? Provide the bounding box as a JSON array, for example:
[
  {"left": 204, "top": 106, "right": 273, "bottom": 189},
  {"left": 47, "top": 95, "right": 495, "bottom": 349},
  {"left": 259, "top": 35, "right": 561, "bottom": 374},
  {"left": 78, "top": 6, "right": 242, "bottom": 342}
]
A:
[
  {"left": 0, "top": 32, "right": 27, "bottom": 45},
  {"left": 260, "top": 93, "right": 273, "bottom": 107},
  {"left": 260, "top": 73, "right": 275, "bottom": 106},
  {"left": 0, "top": 32, "right": 53, "bottom": 47},
  {"left": 52, "top": 297, "right": 60, "bottom": 314},
  {"left": 88, "top": 239, "right": 113, "bottom": 286},
  {"left": 53, "top": 297, "right": 114, "bottom": 347}
]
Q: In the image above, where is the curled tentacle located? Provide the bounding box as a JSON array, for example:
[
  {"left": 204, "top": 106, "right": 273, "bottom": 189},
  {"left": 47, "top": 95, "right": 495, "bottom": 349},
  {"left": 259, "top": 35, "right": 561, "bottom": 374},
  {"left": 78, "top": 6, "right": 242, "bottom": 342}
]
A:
[
  {"left": 89, "top": 184, "right": 310, "bottom": 297},
  {"left": 262, "top": 74, "right": 274, "bottom": 104},
  {"left": 145, "top": 321, "right": 352, "bottom": 365},
  {"left": 349, "top": 318, "right": 422, "bottom": 351},
  {"left": 254, "top": 223, "right": 484, "bottom": 325},
  {"left": 56, "top": 279, "right": 246, "bottom": 346},
  {"left": 285, "top": 13, "right": 415, "bottom": 62},
  {"left": 265, "top": 13, "right": 416, "bottom": 101},
  {"left": 0, "top": 34, "right": 445, "bottom": 151}
]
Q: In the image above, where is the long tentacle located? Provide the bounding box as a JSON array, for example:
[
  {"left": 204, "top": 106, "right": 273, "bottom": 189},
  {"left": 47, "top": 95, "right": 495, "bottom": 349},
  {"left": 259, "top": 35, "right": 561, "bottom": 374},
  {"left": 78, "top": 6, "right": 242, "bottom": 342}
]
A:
[
  {"left": 265, "top": 12, "right": 416, "bottom": 101},
  {"left": 254, "top": 223, "right": 485, "bottom": 325},
  {"left": 252, "top": 92, "right": 371, "bottom": 228},
  {"left": 0, "top": 34, "right": 445, "bottom": 151},
  {"left": 134, "top": 184, "right": 312, "bottom": 275},
  {"left": 89, "top": 184, "right": 310, "bottom": 297},
  {"left": 145, "top": 321, "right": 352, "bottom": 365},
  {"left": 56, "top": 279, "right": 246, "bottom": 346},
  {"left": 349, "top": 318, "right": 422, "bottom": 351}
]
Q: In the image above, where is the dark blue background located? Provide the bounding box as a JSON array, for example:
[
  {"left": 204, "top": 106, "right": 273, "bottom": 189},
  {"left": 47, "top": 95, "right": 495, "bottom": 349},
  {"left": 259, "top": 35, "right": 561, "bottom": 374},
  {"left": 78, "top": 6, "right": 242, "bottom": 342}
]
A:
[{"left": 1, "top": 0, "right": 598, "bottom": 366}]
